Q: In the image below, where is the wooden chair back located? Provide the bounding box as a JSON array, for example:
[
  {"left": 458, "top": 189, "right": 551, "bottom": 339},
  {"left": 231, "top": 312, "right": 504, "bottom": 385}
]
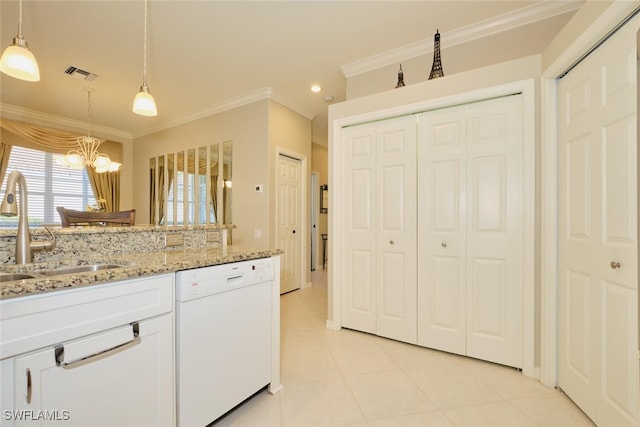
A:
[{"left": 57, "top": 207, "right": 136, "bottom": 227}]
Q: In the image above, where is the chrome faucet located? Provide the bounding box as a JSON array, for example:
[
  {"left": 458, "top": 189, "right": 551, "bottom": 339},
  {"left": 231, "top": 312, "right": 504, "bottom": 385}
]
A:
[{"left": 1, "top": 171, "right": 55, "bottom": 264}]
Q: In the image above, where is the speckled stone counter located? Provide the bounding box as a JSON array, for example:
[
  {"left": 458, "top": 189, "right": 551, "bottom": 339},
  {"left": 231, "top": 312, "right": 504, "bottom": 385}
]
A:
[{"left": 0, "top": 246, "right": 282, "bottom": 300}]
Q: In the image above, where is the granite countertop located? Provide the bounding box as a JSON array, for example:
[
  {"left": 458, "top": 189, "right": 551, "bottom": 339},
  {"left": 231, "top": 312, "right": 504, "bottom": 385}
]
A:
[{"left": 0, "top": 246, "right": 282, "bottom": 301}]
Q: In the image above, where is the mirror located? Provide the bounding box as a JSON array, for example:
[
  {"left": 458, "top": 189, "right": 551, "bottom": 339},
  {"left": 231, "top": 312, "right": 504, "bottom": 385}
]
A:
[
  {"left": 320, "top": 184, "right": 328, "bottom": 214},
  {"left": 149, "top": 141, "right": 232, "bottom": 227}
]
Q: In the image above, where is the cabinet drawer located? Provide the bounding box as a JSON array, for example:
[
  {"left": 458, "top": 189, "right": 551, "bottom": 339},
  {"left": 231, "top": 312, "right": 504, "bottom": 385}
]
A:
[{"left": 0, "top": 274, "right": 174, "bottom": 359}]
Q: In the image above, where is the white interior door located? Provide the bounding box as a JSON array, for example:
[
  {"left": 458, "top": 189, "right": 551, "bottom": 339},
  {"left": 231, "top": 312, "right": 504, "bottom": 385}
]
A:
[
  {"left": 417, "top": 106, "right": 467, "bottom": 355},
  {"left": 464, "top": 95, "right": 523, "bottom": 368},
  {"left": 558, "top": 18, "right": 639, "bottom": 427},
  {"left": 278, "top": 154, "right": 302, "bottom": 294},
  {"left": 417, "top": 95, "right": 524, "bottom": 368},
  {"left": 376, "top": 116, "right": 417, "bottom": 344},
  {"left": 341, "top": 123, "right": 377, "bottom": 333}
]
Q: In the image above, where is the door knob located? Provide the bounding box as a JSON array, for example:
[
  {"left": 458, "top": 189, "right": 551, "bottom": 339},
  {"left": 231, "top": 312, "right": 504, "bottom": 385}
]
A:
[
  {"left": 441, "top": 242, "right": 447, "bottom": 248},
  {"left": 610, "top": 261, "right": 621, "bottom": 269},
  {"left": 390, "top": 240, "right": 395, "bottom": 245}
]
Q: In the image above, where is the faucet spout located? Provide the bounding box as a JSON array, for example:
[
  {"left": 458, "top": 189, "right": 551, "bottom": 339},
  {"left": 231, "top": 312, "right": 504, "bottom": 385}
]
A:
[{"left": 1, "top": 171, "right": 55, "bottom": 264}]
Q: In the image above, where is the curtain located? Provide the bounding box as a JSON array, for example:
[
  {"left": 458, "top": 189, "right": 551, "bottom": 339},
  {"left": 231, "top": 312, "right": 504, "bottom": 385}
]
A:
[
  {"left": 87, "top": 167, "right": 120, "bottom": 212},
  {"left": 0, "top": 143, "right": 12, "bottom": 188},
  {"left": 210, "top": 175, "right": 218, "bottom": 222},
  {"left": 0, "top": 118, "right": 103, "bottom": 152},
  {"left": 1, "top": 119, "right": 121, "bottom": 211}
]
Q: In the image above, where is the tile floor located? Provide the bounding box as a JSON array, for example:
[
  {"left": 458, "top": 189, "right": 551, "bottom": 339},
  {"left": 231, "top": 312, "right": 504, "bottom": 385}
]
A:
[{"left": 213, "top": 270, "right": 595, "bottom": 427}]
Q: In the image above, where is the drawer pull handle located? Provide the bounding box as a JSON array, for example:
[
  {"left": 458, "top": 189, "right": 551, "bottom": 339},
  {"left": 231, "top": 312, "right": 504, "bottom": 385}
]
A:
[
  {"left": 26, "top": 368, "right": 32, "bottom": 404},
  {"left": 55, "top": 322, "right": 140, "bottom": 369}
]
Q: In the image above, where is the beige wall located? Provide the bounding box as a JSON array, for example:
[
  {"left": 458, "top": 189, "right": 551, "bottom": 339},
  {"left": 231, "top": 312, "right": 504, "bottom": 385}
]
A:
[{"left": 132, "top": 100, "right": 269, "bottom": 246}]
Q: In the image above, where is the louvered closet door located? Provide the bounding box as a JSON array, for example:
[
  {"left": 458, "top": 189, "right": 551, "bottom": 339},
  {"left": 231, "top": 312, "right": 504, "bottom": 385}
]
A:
[
  {"left": 417, "top": 95, "right": 524, "bottom": 368},
  {"left": 417, "top": 106, "right": 467, "bottom": 355},
  {"left": 376, "top": 116, "right": 417, "bottom": 343},
  {"left": 558, "top": 16, "right": 638, "bottom": 427},
  {"left": 341, "top": 122, "right": 377, "bottom": 334}
]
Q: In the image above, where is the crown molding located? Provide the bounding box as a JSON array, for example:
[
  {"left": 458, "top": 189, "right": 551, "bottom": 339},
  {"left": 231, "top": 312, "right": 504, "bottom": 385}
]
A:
[
  {"left": 0, "top": 103, "right": 133, "bottom": 141},
  {"left": 133, "top": 87, "right": 315, "bottom": 138},
  {"left": 340, "top": 0, "right": 584, "bottom": 78}
]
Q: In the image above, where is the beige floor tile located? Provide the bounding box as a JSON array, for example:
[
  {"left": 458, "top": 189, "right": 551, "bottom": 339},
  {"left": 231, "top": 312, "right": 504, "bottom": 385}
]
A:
[
  {"left": 406, "top": 364, "right": 503, "bottom": 410},
  {"left": 345, "top": 370, "right": 436, "bottom": 419},
  {"left": 511, "top": 392, "right": 596, "bottom": 427},
  {"left": 367, "top": 411, "right": 455, "bottom": 427},
  {"left": 212, "top": 390, "right": 281, "bottom": 427},
  {"left": 281, "top": 347, "right": 344, "bottom": 386},
  {"left": 459, "top": 357, "right": 556, "bottom": 400},
  {"left": 378, "top": 338, "right": 463, "bottom": 370},
  {"left": 281, "top": 312, "right": 323, "bottom": 331},
  {"left": 281, "top": 327, "right": 334, "bottom": 350},
  {"left": 279, "top": 381, "right": 364, "bottom": 427},
  {"left": 442, "top": 400, "right": 538, "bottom": 427},
  {"left": 329, "top": 343, "right": 397, "bottom": 375}
]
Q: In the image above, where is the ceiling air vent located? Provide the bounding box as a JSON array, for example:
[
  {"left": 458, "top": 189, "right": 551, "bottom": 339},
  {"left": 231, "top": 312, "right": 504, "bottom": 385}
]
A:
[{"left": 63, "top": 66, "right": 98, "bottom": 81}]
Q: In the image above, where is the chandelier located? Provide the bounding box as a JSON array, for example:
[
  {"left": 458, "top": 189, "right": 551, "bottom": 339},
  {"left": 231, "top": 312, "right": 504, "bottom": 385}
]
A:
[{"left": 55, "top": 88, "right": 121, "bottom": 173}]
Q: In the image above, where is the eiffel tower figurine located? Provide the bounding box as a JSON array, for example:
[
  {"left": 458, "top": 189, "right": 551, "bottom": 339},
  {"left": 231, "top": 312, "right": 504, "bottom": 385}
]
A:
[
  {"left": 395, "top": 64, "right": 405, "bottom": 88},
  {"left": 428, "top": 30, "right": 444, "bottom": 80}
]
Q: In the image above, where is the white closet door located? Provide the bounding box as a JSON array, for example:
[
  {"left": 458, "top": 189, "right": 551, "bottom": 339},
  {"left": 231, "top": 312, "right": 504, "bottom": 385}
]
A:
[
  {"left": 417, "top": 106, "right": 467, "bottom": 354},
  {"left": 376, "top": 116, "right": 417, "bottom": 343},
  {"left": 558, "top": 18, "right": 638, "bottom": 427},
  {"left": 417, "top": 95, "right": 524, "bottom": 368},
  {"left": 465, "top": 95, "right": 523, "bottom": 368},
  {"left": 341, "top": 123, "right": 377, "bottom": 333}
]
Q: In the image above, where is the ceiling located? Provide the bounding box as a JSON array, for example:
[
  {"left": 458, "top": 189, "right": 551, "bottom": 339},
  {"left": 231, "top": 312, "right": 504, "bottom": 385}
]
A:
[{"left": 0, "top": 1, "right": 582, "bottom": 146}]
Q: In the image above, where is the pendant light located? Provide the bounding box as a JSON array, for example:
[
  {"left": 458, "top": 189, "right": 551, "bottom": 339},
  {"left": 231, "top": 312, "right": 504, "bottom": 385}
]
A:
[
  {"left": 55, "top": 88, "right": 121, "bottom": 173},
  {"left": 132, "top": 0, "right": 157, "bottom": 116},
  {"left": 0, "top": 0, "right": 40, "bottom": 82}
]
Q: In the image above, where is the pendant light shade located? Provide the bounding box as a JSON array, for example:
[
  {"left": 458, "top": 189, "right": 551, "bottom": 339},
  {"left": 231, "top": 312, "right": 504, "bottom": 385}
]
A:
[
  {"left": 0, "top": 0, "right": 40, "bottom": 82},
  {"left": 133, "top": 83, "right": 157, "bottom": 116},
  {"left": 133, "top": 0, "right": 157, "bottom": 116}
]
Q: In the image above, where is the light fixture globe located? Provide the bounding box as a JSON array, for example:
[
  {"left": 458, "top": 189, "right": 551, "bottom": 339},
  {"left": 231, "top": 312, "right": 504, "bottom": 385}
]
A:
[
  {"left": 0, "top": 37, "right": 40, "bottom": 81},
  {"left": 132, "top": 84, "right": 157, "bottom": 116}
]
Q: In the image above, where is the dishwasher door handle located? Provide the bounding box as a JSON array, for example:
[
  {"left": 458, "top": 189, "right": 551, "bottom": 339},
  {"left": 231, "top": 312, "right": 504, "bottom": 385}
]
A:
[
  {"left": 227, "top": 274, "right": 244, "bottom": 286},
  {"left": 55, "top": 322, "right": 141, "bottom": 369}
]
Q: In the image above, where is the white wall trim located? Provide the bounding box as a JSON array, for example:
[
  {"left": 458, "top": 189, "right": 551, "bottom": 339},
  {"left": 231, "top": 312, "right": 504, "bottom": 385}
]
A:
[
  {"left": 340, "top": 0, "right": 583, "bottom": 78},
  {"left": 330, "top": 79, "right": 536, "bottom": 376}
]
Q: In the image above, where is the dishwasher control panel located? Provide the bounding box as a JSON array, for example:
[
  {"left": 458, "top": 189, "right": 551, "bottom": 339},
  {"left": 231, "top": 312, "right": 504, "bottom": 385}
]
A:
[{"left": 175, "top": 257, "right": 275, "bottom": 301}]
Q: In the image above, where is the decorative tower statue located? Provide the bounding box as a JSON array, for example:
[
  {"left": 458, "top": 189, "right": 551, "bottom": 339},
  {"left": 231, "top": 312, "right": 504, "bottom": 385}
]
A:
[
  {"left": 428, "top": 30, "right": 444, "bottom": 80},
  {"left": 395, "top": 64, "right": 405, "bottom": 88}
]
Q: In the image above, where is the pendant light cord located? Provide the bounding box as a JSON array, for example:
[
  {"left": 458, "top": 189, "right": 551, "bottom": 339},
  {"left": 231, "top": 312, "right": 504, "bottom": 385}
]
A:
[
  {"left": 86, "top": 89, "right": 93, "bottom": 138},
  {"left": 18, "top": 0, "right": 23, "bottom": 38},
  {"left": 143, "top": 0, "right": 148, "bottom": 86}
]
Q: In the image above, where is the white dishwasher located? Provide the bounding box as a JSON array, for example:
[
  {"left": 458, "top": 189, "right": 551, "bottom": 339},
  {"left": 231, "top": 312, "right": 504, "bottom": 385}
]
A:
[{"left": 175, "top": 258, "right": 274, "bottom": 426}]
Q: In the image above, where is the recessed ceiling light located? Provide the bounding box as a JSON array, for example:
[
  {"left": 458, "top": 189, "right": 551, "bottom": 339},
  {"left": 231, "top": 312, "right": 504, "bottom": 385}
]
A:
[{"left": 310, "top": 85, "right": 321, "bottom": 93}]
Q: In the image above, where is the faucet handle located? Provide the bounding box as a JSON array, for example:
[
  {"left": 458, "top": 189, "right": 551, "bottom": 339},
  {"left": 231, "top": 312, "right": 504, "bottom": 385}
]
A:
[{"left": 31, "top": 226, "right": 56, "bottom": 252}]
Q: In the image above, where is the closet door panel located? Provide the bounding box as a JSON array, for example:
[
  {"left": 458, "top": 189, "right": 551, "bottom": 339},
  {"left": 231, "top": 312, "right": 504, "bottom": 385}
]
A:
[
  {"left": 465, "top": 95, "right": 523, "bottom": 368},
  {"left": 341, "top": 123, "right": 377, "bottom": 333},
  {"left": 417, "top": 107, "right": 466, "bottom": 354},
  {"left": 376, "top": 116, "right": 417, "bottom": 343}
]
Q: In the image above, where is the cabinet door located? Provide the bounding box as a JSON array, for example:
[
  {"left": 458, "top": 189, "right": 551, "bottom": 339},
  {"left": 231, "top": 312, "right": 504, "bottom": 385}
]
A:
[
  {"left": 341, "top": 122, "right": 377, "bottom": 333},
  {"left": 417, "top": 106, "right": 467, "bottom": 355},
  {"left": 11, "top": 315, "right": 174, "bottom": 427},
  {"left": 375, "top": 116, "right": 417, "bottom": 343}
]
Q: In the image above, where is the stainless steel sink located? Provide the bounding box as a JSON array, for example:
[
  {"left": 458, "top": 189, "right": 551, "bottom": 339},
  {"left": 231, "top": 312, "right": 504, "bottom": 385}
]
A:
[
  {"left": 0, "top": 273, "right": 36, "bottom": 282},
  {"left": 39, "top": 264, "right": 124, "bottom": 277}
]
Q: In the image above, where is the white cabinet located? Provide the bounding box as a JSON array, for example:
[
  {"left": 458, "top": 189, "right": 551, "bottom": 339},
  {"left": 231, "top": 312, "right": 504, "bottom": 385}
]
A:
[
  {"left": 340, "top": 115, "right": 417, "bottom": 343},
  {"left": 0, "top": 274, "right": 175, "bottom": 427},
  {"left": 417, "top": 95, "right": 524, "bottom": 368}
]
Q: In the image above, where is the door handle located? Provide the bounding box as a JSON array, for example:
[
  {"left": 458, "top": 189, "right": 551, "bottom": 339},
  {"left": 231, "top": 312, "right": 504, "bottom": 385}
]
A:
[{"left": 610, "top": 261, "right": 621, "bottom": 269}]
